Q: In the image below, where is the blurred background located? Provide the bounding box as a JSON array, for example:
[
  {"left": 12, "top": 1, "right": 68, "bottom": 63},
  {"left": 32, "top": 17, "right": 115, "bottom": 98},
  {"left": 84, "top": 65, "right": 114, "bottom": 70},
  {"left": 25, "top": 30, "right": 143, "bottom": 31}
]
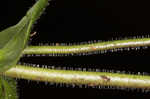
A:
[{"left": 1, "top": 0, "right": 150, "bottom": 98}]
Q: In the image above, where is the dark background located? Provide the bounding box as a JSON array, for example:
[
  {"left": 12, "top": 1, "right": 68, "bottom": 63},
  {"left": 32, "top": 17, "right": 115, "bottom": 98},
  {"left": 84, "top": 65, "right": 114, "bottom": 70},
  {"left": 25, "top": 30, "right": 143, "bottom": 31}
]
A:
[{"left": 1, "top": 0, "right": 150, "bottom": 98}]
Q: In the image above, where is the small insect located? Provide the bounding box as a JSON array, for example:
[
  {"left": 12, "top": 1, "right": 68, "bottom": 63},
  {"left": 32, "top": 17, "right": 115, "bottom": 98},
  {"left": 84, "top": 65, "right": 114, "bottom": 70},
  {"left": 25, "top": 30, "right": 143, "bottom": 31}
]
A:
[
  {"left": 90, "top": 46, "right": 97, "bottom": 50},
  {"left": 56, "top": 43, "right": 59, "bottom": 46},
  {"left": 100, "top": 75, "right": 110, "bottom": 82},
  {"left": 30, "top": 31, "right": 37, "bottom": 37},
  {"left": 88, "top": 83, "right": 96, "bottom": 87}
]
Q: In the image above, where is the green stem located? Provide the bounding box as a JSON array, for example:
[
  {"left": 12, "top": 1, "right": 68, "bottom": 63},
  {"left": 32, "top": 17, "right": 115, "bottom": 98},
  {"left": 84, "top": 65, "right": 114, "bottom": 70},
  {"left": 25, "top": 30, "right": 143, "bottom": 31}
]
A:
[
  {"left": 23, "top": 38, "right": 150, "bottom": 55},
  {"left": 3, "top": 65, "right": 150, "bottom": 89}
]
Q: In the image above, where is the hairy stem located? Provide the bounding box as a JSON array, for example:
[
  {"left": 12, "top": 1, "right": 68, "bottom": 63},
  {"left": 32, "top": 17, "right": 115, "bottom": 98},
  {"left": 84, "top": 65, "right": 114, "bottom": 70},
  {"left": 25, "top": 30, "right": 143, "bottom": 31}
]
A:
[
  {"left": 23, "top": 38, "right": 150, "bottom": 55},
  {"left": 2, "top": 65, "right": 150, "bottom": 89}
]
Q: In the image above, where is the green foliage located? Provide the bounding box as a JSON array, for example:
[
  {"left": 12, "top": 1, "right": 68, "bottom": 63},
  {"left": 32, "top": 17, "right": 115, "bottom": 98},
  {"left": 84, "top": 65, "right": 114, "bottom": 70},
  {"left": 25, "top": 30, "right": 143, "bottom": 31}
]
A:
[
  {"left": 0, "top": 0, "right": 49, "bottom": 98},
  {"left": 0, "top": 77, "right": 18, "bottom": 99},
  {"left": 0, "top": 17, "right": 31, "bottom": 73},
  {"left": 0, "top": 0, "right": 48, "bottom": 73},
  {"left": 1, "top": 0, "right": 150, "bottom": 99}
]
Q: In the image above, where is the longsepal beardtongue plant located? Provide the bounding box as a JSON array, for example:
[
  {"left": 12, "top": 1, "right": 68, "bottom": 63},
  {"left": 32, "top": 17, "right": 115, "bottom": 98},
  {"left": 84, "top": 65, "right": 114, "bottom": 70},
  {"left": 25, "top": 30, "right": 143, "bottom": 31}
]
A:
[{"left": 1, "top": 0, "right": 150, "bottom": 99}]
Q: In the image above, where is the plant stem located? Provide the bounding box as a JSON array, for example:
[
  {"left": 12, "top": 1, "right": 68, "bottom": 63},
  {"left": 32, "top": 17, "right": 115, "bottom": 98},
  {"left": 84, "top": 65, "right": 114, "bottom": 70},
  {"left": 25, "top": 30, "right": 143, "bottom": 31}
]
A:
[
  {"left": 3, "top": 65, "right": 150, "bottom": 89},
  {"left": 23, "top": 38, "right": 150, "bottom": 55}
]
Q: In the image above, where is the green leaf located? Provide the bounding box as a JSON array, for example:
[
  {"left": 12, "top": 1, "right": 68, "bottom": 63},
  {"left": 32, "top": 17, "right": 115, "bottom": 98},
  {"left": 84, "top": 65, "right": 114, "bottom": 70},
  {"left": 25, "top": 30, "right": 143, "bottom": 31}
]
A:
[
  {"left": 0, "top": 0, "right": 49, "bottom": 72},
  {"left": 0, "top": 76, "right": 18, "bottom": 99}
]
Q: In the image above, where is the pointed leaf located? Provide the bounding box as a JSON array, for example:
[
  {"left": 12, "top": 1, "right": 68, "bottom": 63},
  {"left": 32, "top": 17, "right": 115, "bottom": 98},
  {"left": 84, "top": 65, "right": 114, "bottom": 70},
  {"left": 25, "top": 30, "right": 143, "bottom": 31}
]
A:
[{"left": 0, "top": 0, "right": 49, "bottom": 72}]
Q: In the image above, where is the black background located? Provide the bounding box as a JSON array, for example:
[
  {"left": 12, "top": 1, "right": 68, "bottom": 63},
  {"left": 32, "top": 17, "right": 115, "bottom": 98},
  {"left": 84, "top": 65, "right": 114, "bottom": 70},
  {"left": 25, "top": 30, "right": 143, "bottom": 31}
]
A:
[{"left": 1, "top": 0, "right": 150, "bottom": 98}]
